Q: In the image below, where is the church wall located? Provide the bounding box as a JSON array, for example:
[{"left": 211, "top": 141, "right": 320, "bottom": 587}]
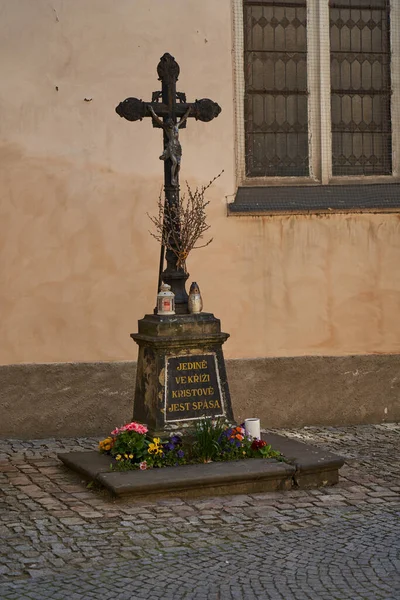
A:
[{"left": 0, "top": 0, "right": 399, "bottom": 434}]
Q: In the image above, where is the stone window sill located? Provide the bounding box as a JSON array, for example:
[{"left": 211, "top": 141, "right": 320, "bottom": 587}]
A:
[{"left": 228, "top": 182, "right": 400, "bottom": 216}]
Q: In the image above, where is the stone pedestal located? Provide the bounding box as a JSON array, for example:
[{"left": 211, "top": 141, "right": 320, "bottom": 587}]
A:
[{"left": 131, "top": 313, "right": 233, "bottom": 437}]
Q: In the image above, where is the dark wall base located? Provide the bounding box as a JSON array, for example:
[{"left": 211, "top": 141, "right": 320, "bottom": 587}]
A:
[
  {"left": 229, "top": 355, "right": 400, "bottom": 429},
  {"left": 0, "top": 355, "right": 399, "bottom": 439}
]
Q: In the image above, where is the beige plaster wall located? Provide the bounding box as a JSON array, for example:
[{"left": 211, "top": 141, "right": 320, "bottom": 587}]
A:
[{"left": 0, "top": 0, "right": 399, "bottom": 365}]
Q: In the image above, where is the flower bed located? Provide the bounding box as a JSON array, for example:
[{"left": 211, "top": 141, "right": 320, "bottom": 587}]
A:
[{"left": 99, "top": 418, "right": 281, "bottom": 471}]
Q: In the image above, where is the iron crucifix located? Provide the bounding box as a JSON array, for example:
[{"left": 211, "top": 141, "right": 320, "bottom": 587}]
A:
[
  {"left": 147, "top": 104, "right": 191, "bottom": 187},
  {"left": 115, "top": 52, "right": 221, "bottom": 314}
]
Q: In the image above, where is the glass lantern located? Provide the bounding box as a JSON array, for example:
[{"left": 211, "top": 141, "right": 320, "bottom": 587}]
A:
[{"left": 157, "top": 282, "right": 175, "bottom": 315}]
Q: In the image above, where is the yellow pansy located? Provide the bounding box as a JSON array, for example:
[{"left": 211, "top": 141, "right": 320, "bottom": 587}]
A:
[{"left": 148, "top": 440, "right": 161, "bottom": 454}]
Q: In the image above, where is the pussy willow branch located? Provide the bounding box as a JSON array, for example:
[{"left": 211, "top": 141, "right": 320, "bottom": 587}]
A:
[{"left": 148, "top": 171, "right": 223, "bottom": 270}]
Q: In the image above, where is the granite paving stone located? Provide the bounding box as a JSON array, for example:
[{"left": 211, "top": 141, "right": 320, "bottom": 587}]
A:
[{"left": 0, "top": 424, "right": 399, "bottom": 598}]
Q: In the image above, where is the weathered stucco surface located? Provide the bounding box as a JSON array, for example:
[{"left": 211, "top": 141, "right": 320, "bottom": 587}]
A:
[{"left": 0, "top": 0, "right": 399, "bottom": 367}]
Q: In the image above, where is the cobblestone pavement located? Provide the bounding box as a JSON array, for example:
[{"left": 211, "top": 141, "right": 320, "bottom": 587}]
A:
[{"left": 0, "top": 424, "right": 399, "bottom": 599}]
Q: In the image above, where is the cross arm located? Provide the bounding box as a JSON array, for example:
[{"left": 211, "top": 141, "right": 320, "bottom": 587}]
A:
[{"left": 115, "top": 97, "right": 221, "bottom": 124}]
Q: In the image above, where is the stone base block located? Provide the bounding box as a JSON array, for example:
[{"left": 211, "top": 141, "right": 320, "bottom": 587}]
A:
[
  {"left": 58, "top": 433, "right": 344, "bottom": 499},
  {"left": 131, "top": 312, "right": 233, "bottom": 436}
]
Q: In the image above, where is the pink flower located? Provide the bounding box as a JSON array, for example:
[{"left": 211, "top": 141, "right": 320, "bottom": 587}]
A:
[
  {"left": 135, "top": 424, "right": 148, "bottom": 434},
  {"left": 139, "top": 461, "right": 148, "bottom": 470},
  {"left": 124, "top": 422, "right": 148, "bottom": 434},
  {"left": 110, "top": 422, "right": 148, "bottom": 436}
]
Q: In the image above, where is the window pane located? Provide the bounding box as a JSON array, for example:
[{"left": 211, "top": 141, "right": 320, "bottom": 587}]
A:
[
  {"left": 243, "top": 0, "right": 306, "bottom": 4},
  {"left": 329, "top": 1, "right": 387, "bottom": 8},
  {"left": 329, "top": 0, "right": 392, "bottom": 175},
  {"left": 244, "top": 1, "right": 308, "bottom": 177}
]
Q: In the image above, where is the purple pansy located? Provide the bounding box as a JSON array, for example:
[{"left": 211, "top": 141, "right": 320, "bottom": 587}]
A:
[{"left": 163, "top": 442, "right": 175, "bottom": 452}]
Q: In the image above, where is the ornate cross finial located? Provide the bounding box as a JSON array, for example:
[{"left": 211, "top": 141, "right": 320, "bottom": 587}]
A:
[{"left": 157, "top": 53, "right": 180, "bottom": 82}]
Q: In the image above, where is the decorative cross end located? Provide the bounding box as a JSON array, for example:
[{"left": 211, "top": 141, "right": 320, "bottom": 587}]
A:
[{"left": 115, "top": 97, "right": 146, "bottom": 122}]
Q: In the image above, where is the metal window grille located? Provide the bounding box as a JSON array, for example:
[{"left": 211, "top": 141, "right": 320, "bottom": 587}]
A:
[
  {"left": 330, "top": 0, "right": 392, "bottom": 175},
  {"left": 243, "top": 0, "right": 309, "bottom": 177}
]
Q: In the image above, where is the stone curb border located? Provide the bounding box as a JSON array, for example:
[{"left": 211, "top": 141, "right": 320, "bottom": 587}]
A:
[
  {"left": 263, "top": 433, "right": 345, "bottom": 489},
  {"left": 58, "top": 433, "right": 344, "bottom": 499}
]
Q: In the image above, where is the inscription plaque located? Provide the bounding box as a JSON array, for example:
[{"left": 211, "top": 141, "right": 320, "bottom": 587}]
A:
[{"left": 165, "top": 353, "right": 225, "bottom": 422}]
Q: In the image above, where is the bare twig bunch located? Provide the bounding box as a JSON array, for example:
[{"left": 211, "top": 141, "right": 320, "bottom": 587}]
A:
[{"left": 148, "top": 171, "right": 223, "bottom": 271}]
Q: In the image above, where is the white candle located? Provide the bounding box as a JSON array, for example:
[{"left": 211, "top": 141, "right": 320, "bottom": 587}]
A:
[{"left": 244, "top": 418, "right": 261, "bottom": 440}]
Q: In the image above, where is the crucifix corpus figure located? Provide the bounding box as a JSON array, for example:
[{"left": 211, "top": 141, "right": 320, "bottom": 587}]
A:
[
  {"left": 115, "top": 53, "right": 221, "bottom": 313},
  {"left": 147, "top": 105, "right": 191, "bottom": 186}
]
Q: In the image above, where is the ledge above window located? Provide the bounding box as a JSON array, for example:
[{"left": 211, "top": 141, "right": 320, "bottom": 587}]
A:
[{"left": 228, "top": 182, "right": 400, "bottom": 216}]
